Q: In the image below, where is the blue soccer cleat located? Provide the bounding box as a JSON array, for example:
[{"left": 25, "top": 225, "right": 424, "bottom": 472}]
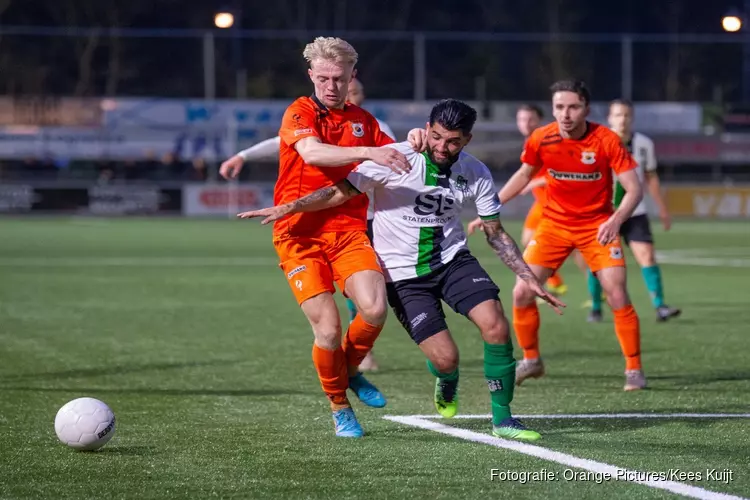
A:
[
  {"left": 332, "top": 407, "right": 364, "bottom": 438},
  {"left": 349, "top": 372, "right": 387, "bottom": 408}
]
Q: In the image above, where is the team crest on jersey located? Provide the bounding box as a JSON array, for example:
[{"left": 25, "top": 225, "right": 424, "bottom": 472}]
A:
[
  {"left": 454, "top": 175, "right": 469, "bottom": 192},
  {"left": 351, "top": 122, "right": 365, "bottom": 137},
  {"left": 581, "top": 151, "right": 596, "bottom": 164}
]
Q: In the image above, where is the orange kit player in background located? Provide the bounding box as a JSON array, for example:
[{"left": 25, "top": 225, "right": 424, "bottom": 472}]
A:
[
  {"left": 469, "top": 104, "right": 567, "bottom": 295},
  {"left": 501, "top": 80, "right": 647, "bottom": 391},
  {"left": 268, "top": 37, "right": 409, "bottom": 438}
]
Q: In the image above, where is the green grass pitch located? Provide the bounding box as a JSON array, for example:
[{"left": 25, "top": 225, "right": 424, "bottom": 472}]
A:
[{"left": 0, "top": 217, "right": 748, "bottom": 499}]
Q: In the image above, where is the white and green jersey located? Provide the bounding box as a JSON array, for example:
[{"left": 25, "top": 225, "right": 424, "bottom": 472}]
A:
[
  {"left": 347, "top": 141, "right": 501, "bottom": 282},
  {"left": 613, "top": 132, "right": 657, "bottom": 217}
]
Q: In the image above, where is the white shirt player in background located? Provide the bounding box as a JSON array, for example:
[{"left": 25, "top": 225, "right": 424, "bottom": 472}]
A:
[
  {"left": 586, "top": 100, "right": 680, "bottom": 323},
  {"left": 238, "top": 99, "right": 564, "bottom": 442},
  {"left": 219, "top": 77, "right": 395, "bottom": 372}
]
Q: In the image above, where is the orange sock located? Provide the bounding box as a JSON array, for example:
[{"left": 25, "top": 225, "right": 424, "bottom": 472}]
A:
[
  {"left": 343, "top": 314, "right": 383, "bottom": 375},
  {"left": 512, "top": 304, "right": 540, "bottom": 359},
  {"left": 312, "top": 343, "right": 350, "bottom": 409},
  {"left": 613, "top": 304, "right": 641, "bottom": 371},
  {"left": 547, "top": 271, "right": 564, "bottom": 289}
]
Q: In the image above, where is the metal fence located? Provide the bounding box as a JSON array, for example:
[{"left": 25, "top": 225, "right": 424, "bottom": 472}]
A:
[{"left": 2, "top": 26, "right": 750, "bottom": 102}]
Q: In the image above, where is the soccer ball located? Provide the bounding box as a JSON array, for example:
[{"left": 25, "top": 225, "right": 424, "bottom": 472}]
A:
[{"left": 54, "top": 397, "right": 116, "bottom": 451}]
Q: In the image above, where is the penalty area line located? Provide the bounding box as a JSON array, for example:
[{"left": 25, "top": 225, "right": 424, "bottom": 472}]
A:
[{"left": 383, "top": 415, "right": 747, "bottom": 500}]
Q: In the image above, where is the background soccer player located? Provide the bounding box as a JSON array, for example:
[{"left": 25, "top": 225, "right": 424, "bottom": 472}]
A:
[
  {"left": 500, "top": 80, "right": 647, "bottom": 392},
  {"left": 252, "top": 37, "right": 409, "bottom": 438},
  {"left": 219, "top": 77, "right": 395, "bottom": 372},
  {"left": 586, "top": 100, "right": 681, "bottom": 323},
  {"left": 239, "top": 99, "right": 565, "bottom": 441}
]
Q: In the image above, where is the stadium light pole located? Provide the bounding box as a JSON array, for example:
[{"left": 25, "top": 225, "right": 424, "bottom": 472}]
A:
[
  {"left": 723, "top": 5, "right": 750, "bottom": 103},
  {"left": 203, "top": 32, "right": 216, "bottom": 100},
  {"left": 215, "top": 7, "right": 246, "bottom": 99}
]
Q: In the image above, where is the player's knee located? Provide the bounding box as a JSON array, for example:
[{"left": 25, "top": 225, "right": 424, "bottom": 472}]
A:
[
  {"left": 606, "top": 286, "right": 630, "bottom": 310},
  {"left": 632, "top": 243, "right": 656, "bottom": 267},
  {"left": 311, "top": 325, "right": 342, "bottom": 350},
  {"left": 482, "top": 315, "right": 510, "bottom": 344},
  {"left": 512, "top": 281, "right": 535, "bottom": 306},
  {"left": 356, "top": 294, "right": 388, "bottom": 326},
  {"left": 430, "top": 349, "right": 459, "bottom": 374}
]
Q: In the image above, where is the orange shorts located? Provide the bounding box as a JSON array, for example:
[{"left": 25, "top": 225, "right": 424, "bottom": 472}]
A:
[
  {"left": 524, "top": 202, "right": 544, "bottom": 231},
  {"left": 273, "top": 230, "right": 382, "bottom": 305},
  {"left": 523, "top": 218, "right": 625, "bottom": 273}
]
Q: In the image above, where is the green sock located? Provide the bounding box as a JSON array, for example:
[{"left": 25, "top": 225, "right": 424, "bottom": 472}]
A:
[
  {"left": 641, "top": 265, "right": 665, "bottom": 308},
  {"left": 587, "top": 270, "right": 603, "bottom": 312},
  {"left": 427, "top": 359, "right": 459, "bottom": 381},
  {"left": 483, "top": 341, "right": 516, "bottom": 426},
  {"left": 345, "top": 298, "right": 358, "bottom": 323}
]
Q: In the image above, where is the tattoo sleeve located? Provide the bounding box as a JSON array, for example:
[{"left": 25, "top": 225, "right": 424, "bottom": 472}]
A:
[
  {"left": 482, "top": 217, "right": 535, "bottom": 281},
  {"left": 287, "top": 180, "right": 360, "bottom": 213}
]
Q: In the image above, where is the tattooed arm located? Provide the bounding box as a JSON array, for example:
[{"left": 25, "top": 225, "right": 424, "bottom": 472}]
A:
[
  {"left": 286, "top": 180, "right": 360, "bottom": 213},
  {"left": 481, "top": 216, "right": 566, "bottom": 313},
  {"left": 237, "top": 180, "right": 361, "bottom": 223},
  {"left": 481, "top": 217, "right": 536, "bottom": 281}
]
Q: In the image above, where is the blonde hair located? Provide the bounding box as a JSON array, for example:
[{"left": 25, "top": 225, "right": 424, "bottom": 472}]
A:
[{"left": 303, "top": 37, "right": 358, "bottom": 67}]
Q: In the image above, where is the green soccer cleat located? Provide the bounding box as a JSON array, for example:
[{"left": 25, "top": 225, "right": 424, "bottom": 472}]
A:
[
  {"left": 492, "top": 418, "right": 542, "bottom": 441},
  {"left": 434, "top": 377, "right": 459, "bottom": 418}
]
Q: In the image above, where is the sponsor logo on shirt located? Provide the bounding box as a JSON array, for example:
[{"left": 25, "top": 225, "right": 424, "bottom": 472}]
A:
[
  {"left": 414, "top": 193, "right": 455, "bottom": 216},
  {"left": 548, "top": 169, "right": 602, "bottom": 181},
  {"left": 294, "top": 128, "right": 314, "bottom": 136}
]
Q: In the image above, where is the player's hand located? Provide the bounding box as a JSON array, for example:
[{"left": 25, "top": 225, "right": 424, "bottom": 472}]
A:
[
  {"left": 525, "top": 278, "right": 566, "bottom": 315},
  {"left": 220, "top": 155, "right": 244, "bottom": 180},
  {"left": 407, "top": 128, "right": 428, "bottom": 153},
  {"left": 466, "top": 217, "right": 484, "bottom": 235},
  {"left": 237, "top": 205, "right": 291, "bottom": 225},
  {"left": 367, "top": 147, "right": 410, "bottom": 174},
  {"left": 597, "top": 217, "right": 621, "bottom": 245},
  {"left": 659, "top": 209, "right": 672, "bottom": 231}
]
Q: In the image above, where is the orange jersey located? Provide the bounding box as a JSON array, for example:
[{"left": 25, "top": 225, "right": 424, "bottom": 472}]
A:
[
  {"left": 520, "top": 122, "right": 636, "bottom": 225},
  {"left": 274, "top": 96, "right": 394, "bottom": 237},
  {"left": 530, "top": 170, "right": 547, "bottom": 205}
]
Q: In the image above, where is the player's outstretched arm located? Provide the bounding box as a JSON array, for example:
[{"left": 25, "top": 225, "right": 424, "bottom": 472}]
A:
[
  {"left": 295, "top": 137, "right": 410, "bottom": 173},
  {"left": 219, "top": 137, "right": 281, "bottom": 180},
  {"left": 237, "top": 180, "right": 360, "bottom": 224},
  {"left": 481, "top": 217, "right": 566, "bottom": 314},
  {"left": 498, "top": 164, "right": 536, "bottom": 205},
  {"left": 520, "top": 176, "right": 547, "bottom": 196}
]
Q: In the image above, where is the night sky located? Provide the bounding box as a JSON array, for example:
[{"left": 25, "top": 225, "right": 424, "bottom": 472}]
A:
[{"left": 1, "top": 0, "right": 748, "bottom": 100}]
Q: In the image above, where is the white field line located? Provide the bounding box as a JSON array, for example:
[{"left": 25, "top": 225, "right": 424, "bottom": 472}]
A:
[
  {"left": 393, "top": 412, "right": 750, "bottom": 420},
  {"left": 384, "top": 415, "right": 747, "bottom": 500}
]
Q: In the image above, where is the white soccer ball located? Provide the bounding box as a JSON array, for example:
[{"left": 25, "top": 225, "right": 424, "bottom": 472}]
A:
[{"left": 54, "top": 397, "right": 116, "bottom": 451}]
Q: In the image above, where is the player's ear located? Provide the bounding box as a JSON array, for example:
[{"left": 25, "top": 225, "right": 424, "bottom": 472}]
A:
[
  {"left": 584, "top": 105, "right": 591, "bottom": 118},
  {"left": 351, "top": 68, "right": 357, "bottom": 81},
  {"left": 464, "top": 133, "right": 473, "bottom": 146},
  {"left": 307, "top": 68, "right": 314, "bottom": 81}
]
